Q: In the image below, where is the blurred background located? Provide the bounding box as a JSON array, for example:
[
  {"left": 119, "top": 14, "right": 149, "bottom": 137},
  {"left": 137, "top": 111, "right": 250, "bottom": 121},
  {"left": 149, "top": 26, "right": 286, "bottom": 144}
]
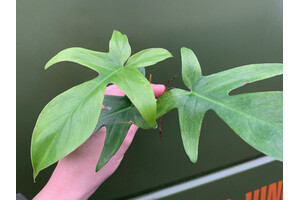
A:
[{"left": 17, "top": 0, "right": 282, "bottom": 199}]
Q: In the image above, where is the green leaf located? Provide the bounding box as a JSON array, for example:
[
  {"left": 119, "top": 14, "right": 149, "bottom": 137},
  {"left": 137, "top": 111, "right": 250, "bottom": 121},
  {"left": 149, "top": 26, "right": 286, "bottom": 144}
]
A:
[
  {"left": 109, "top": 30, "right": 131, "bottom": 66},
  {"left": 110, "top": 67, "right": 157, "bottom": 125},
  {"left": 45, "top": 48, "right": 113, "bottom": 71},
  {"left": 181, "top": 47, "right": 202, "bottom": 89},
  {"left": 126, "top": 48, "right": 172, "bottom": 68},
  {"left": 157, "top": 47, "right": 283, "bottom": 162},
  {"left": 31, "top": 30, "right": 172, "bottom": 180},
  {"left": 31, "top": 77, "right": 106, "bottom": 179},
  {"left": 94, "top": 95, "right": 157, "bottom": 171}
]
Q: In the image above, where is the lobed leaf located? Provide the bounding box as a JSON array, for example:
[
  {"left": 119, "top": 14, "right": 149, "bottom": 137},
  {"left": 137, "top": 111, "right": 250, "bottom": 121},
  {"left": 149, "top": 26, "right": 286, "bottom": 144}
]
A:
[
  {"left": 94, "top": 95, "right": 156, "bottom": 171},
  {"left": 31, "top": 30, "right": 171, "bottom": 180},
  {"left": 157, "top": 48, "right": 283, "bottom": 162}
]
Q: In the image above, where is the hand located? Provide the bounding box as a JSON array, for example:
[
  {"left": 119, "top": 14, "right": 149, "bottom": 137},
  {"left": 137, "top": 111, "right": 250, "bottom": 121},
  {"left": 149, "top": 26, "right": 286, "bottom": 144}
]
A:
[{"left": 33, "top": 84, "right": 166, "bottom": 200}]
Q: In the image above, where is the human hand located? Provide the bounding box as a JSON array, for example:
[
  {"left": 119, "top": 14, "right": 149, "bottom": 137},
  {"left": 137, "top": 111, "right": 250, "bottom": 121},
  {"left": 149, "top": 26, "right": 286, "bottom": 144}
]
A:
[{"left": 33, "top": 84, "right": 166, "bottom": 200}]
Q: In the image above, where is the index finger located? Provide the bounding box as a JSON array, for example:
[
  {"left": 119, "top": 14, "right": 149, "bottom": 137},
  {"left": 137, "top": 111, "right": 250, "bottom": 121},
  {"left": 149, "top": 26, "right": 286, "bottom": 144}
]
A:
[{"left": 105, "top": 84, "right": 166, "bottom": 98}]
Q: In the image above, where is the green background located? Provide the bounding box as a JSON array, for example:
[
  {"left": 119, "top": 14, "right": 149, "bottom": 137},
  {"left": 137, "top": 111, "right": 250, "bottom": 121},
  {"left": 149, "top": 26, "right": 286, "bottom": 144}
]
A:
[{"left": 17, "top": 0, "right": 282, "bottom": 199}]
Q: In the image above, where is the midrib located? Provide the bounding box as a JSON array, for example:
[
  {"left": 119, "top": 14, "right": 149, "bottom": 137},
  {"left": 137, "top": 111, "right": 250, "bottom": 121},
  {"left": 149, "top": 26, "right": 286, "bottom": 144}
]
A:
[
  {"left": 192, "top": 92, "right": 280, "bottom": 129},
  {"left": 68, "top": 67, "right": 124, "bottom": 115},
  {"left": 35, "top": 67, "right": 125, "bottom": 172},
  {"left": 100, "top": 106, "right": 132, "bottom": 120}
]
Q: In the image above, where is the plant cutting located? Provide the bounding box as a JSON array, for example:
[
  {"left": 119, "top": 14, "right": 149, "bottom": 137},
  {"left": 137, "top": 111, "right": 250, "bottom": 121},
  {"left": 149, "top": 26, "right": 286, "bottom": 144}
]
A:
[
  {"left": 31, "top": 30, "right": 172, "bottom": 180},
  {"left": 31, "top": 30, "right": 283, "bottom": 181},
  {"left": 157, "top": 48, "right": 282, "bottom": 163}
]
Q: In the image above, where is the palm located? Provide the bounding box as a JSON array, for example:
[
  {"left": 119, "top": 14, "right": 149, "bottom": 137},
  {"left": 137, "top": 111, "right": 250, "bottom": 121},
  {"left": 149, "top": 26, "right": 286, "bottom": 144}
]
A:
[{"left": 33, "top": 84, "right": 165, "bottom": 200}]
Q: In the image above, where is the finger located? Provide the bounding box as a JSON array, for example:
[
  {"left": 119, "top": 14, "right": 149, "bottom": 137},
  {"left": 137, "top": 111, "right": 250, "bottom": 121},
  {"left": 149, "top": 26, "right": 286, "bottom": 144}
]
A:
[
  {"left": 105, "top": 84, "right": 165, "bottom": 98},
  {"left": 115, "top": 124, "right": 139, "bottom": 155},
  {"left": 105, "top": 85, "right": 125, "bottom": 96},
  {"left": 151, "top": 84, "right": 166, "bottom": 98}
]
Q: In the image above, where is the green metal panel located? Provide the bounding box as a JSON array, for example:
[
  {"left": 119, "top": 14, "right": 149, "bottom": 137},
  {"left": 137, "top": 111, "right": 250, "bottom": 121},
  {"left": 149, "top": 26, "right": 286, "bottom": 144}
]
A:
[
  {"left": 162, "top": 161, "right": 283, "bottom": 200},
  {"left": 16, "top": 0, "right": 282, "bottom": 199}
]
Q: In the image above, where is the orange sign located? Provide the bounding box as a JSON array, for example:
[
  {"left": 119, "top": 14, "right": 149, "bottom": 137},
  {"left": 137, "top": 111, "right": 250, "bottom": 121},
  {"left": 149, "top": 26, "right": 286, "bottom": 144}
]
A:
[{"left": 226, "top": 180, "right": 283, "bottom": 200}]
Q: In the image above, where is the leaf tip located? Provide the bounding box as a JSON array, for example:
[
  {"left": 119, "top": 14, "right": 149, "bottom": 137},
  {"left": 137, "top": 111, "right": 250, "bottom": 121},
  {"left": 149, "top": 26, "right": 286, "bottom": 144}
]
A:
[
  {"left": 111, "top": 30, "right": 128, "bottom": 40},
  {"left": 31, "top": 145, "right": 38, "bottom": 182},
  {"left": 112, "top": 29, "right": 121, "bottom": 35},
  {"left": 33, "top": 169, "right": 38, "bottom": 183},
  {"left": 189, "top": 155, "right": 198, "bottom": 164},
  {"left": 44, "top": 60, "right": 52, "bottom": 70},
  {"left": 164, "top": 49, "right": 173, "bottom": 58},
  {"left": 180, "top": 47, "right": 195, "bottom": 60},
  {"left": 147, "top": 114, "right": 157, "bottom": 128},
  {"left": 180, "top": 47, "right": 190, "bottom": 53},
  {"left": 32, "top": 156, "right": 40, "bottom": 182},
  {"left": 96, "top": 160, "right": 106, "bottom": 172},
  {"left": 184, "top": 145, "right": 199, "bottom": 164},
  {"left": 180, "top": 47, "right": 196, "bottom": 58}
]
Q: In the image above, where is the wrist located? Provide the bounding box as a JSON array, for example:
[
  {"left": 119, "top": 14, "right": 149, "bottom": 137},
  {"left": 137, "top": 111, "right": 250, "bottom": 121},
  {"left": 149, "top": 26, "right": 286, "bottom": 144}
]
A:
[
  {"left": 33, "top": 179, "right": 92, "bottom": 200},
  {"left": 33, "top": 166, "right": 96, "bottom": 200}
]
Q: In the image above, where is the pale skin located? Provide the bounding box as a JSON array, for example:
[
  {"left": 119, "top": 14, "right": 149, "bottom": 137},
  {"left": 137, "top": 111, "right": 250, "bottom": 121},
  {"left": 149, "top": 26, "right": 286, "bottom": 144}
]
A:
[{"left": 33, "top": 84, "right": 166, "bottom": 200}]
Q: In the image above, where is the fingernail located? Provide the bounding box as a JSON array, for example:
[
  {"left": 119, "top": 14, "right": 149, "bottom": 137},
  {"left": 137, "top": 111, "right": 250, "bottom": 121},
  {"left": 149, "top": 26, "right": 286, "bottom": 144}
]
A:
[{"left": 155, "top": 84, "right": 166, "bottom": 90}]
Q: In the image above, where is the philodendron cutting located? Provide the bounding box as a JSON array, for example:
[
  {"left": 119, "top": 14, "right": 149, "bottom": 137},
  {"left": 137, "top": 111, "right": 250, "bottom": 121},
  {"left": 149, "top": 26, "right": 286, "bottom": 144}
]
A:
[{"left": 31, "top": 30, "right": 282, "bottom": 181}]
